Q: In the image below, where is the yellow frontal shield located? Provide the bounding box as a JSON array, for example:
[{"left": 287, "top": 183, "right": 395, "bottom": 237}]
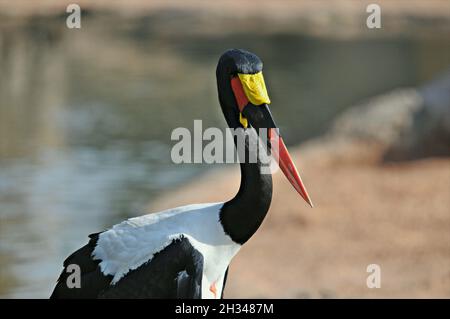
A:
[
  {"left": 237, "top": 72, "right": 271, "bottom": 106},
  {"left": 237, "top": 71, "right": 270, "bottom": 128}
]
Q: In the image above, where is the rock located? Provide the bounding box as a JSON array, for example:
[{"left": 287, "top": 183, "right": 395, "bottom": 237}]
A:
[
  {"left": 327, "top": 69, "right": 450, "bottom": 161},
  {"left": 408, "top": 71, "right": 450, "bottom": 159},
  {"left": 329, "top": 88, "right": 422, "bottom": 146}
]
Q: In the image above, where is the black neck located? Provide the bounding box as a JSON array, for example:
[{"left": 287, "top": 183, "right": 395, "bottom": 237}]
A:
[
  {"left": 219, "top": 119, "right": 273, "bottom": 245},
  {"left": 215, "top": 63, "right": 273, "bottom": 244}
]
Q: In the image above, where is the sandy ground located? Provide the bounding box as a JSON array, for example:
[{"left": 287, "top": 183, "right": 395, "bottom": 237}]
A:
[{"left": 149, "top": 139, "right": 450, "bottom": 298}]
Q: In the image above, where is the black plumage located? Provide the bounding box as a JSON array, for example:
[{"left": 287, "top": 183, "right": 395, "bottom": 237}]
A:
[{"left": 51, "top": 236, "right": 206, "bottom": 299}]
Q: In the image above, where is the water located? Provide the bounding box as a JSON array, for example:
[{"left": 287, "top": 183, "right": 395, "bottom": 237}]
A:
[{"left": 0, "top": 16, "right": 449, "bottom": 297}]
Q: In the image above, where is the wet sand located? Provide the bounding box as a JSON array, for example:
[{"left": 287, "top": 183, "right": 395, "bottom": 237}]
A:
[{"left": 149, "top": 140, "right": 450, "bottom": 298}]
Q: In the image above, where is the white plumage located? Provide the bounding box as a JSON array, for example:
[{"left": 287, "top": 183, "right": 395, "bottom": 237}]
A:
[{"left": 92, "top": 202, "right": 241, "bottom": 299}]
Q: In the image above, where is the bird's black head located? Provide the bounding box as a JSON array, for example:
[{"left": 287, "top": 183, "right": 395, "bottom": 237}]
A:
[
  {"left": 216, "top": 49, "right": 314, "bottom": 207},
  {"left": 216, "top": 49, "right": 275, "bottom": 131},
  {"left": 217, "top": 48, "right": 263, "bottom": 76}
]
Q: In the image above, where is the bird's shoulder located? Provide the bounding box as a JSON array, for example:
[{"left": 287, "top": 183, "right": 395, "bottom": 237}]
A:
[
  {"left": 91, "top": 202, "right": 225, "bottom": 284},
  {"left": 126, "top": 202, "right": 224, "bottom": 227}
]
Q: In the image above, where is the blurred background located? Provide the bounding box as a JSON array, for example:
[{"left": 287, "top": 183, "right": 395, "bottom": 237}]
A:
[{"left": 0, "top": 0, "right": 449, "bottom": 298}]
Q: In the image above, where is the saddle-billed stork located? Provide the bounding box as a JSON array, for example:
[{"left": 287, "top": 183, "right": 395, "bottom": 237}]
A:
[{"left": 51, "top": 49, "right": 313, "bottom": 299}]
